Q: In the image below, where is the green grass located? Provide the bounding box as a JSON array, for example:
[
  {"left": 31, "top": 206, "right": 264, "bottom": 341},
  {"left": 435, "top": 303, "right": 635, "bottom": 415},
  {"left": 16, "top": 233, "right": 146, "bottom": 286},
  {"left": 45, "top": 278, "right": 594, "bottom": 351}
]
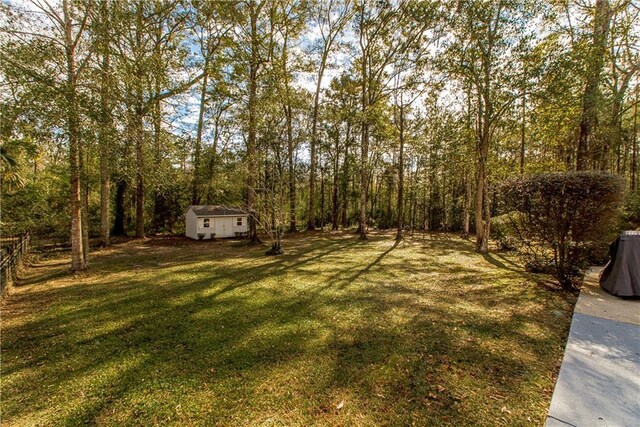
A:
[{"left": 1, "top": 231, "right": 575, "bottom": 426}]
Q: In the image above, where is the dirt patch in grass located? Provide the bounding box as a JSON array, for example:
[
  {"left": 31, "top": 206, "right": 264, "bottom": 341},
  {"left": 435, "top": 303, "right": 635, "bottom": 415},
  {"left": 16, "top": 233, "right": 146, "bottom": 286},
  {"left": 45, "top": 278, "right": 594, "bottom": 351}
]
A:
[{"left": 1, "top": 232, "right": 575, "bottom": 426}]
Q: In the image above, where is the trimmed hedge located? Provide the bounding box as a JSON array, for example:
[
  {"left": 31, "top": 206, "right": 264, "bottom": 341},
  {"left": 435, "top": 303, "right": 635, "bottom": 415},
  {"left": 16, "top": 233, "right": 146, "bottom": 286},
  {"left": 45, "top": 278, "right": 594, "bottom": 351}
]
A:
[{"left": 500, "top": 171, "right": 624, "bottom": 289}]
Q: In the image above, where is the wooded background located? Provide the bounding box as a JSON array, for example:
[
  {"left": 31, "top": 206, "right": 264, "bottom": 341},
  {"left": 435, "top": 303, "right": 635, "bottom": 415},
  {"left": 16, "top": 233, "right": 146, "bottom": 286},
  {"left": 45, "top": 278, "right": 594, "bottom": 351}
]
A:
[{"left": 1, "top": 0, "right": 638, "bottom": 270}]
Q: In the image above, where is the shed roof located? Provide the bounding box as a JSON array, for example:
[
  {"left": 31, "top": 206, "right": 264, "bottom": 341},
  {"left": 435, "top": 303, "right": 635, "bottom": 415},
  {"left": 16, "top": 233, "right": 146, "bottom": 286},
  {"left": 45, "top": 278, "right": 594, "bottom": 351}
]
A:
[{"left": 188, "top": 205, "right": 247, "bottom": 216}]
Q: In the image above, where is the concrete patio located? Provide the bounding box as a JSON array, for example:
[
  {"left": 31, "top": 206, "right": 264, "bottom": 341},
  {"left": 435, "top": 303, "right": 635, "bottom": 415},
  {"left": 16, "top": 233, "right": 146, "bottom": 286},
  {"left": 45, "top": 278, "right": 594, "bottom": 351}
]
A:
[{"left": 546, "top": 268, "right": 640, "bottom": 427}]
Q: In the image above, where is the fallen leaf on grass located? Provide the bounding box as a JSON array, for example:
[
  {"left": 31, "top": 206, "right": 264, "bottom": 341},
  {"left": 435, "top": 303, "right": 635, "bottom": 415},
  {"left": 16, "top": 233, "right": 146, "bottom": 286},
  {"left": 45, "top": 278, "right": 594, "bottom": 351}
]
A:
[{"left": 336, "top": 400, "right": 344, "bottom": 410}]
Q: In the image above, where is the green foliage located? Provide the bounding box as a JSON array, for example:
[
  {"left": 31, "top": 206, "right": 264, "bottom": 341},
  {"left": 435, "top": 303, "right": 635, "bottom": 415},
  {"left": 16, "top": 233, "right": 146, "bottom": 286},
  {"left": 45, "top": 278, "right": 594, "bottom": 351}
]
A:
[
  {"left": 1, "top": 0, "right": 638, "bottom": 255},
  {"left": 500, "top": 171, "right": 625, "bottom": 289},
  {"left": 2, "top": 166, "right": 70, "bottom": 237},
  {"left": 622, "top": 191, "right": 640, "bottom": 230},
  {"left": 491, "top": 213, "right": 520, "bottom": 251}
]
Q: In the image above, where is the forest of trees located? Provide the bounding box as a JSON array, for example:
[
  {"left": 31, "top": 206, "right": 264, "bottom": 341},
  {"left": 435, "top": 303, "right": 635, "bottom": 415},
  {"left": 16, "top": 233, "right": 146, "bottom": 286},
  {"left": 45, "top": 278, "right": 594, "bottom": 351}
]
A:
[{"left": 1, "top": 0, "right": 639, "bottom": 270}]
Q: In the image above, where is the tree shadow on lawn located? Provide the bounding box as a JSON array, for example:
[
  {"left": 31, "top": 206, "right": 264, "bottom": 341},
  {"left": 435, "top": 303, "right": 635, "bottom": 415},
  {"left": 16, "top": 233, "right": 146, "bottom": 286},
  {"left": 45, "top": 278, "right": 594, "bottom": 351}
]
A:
[
  {"left": 482, "top": 252, "right": 576, "bottom": 302},
  {"left": 1, "top": 233, "right": 572, "bottom": 425}
]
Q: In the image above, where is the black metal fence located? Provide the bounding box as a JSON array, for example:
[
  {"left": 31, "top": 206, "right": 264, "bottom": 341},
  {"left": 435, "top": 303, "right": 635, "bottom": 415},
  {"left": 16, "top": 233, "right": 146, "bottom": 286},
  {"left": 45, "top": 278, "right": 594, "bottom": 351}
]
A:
[{"left": 1, "top": 232, "right": 30, "bottom": 295}]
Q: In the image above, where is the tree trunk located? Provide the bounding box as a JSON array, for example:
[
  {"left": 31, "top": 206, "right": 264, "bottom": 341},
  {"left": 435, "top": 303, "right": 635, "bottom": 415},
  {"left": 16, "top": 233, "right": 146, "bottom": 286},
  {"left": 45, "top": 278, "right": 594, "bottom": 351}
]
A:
[
  {"left": 205, "top": 107, "right": 224, "bottom": 203},
  {"left": 607, "top": 91, "right": 623, "bottom": 173},
  {"left": 520, "top": 93, "right": 525, "bottom": 174},
  {"left": 98, "top": 0, "right": 111, "bottom": 246},
  {"left": 441, "top": 156, "right": 447, "bottom": 230},
  {"left": 341, "top": 156, "right": 349, "bottom": 229},
  {"left": 341, "top": 123, "right": 351, "bottom": 229},
  {"left": 611, "top": 68, "right": 637, "bottom": 174},
  {"left": 462, "top": 165, "right": 471, "bottom": 238},
  {"left": 151, "top": 14, "right": 166, "bottom": 234},
  {"left": 332, "top": 130, "right": 340, "bottom": 230},
  {"left": 286, "top": 104, "right": 296, "bottom": 232},
  {"left": 369, "top": 169, "right": 379, "bottom": 227},
  {"left": 462, "top": 84, "right": 472, "bottom": 238},
  {"left": 576, "top": 0, "right": 612, "bottom": 170},
  {"left": 358, "top": 76, "right": 369, "bottom": 237},
  {"left": 421, "top": 178, "right": 427, "bottom": 232},
  {"left": 475, "top": 131, "right": 490, "bottom": 253},
  {"left": 246, "top": 3, "right": 260, "bottom": 243},
  {"left": 99, "top": 139, "right": 110, "bottom": 246},
  {"left": 475, "top": 44, "right": 494, "bottom": 253},
  {"left": 474, "top": 164, "right": 486, "bottom": 252},
  {"left": 192, "top": 57, "right": 209, "bottom": 205},
  {"left": 63, "top": 0, "right": 85, "bottom": 271},
  {"left": 307, "top": 49, "right": 330, "bottom": 231},
  {"left": 134, "top": 104, "right": 145, "bottom": 238},
  {"left": 152, "top": 96, "right": 164, "bottom": 233},
  {"left": 411, "top": 164, "right": 417, "bottom": 235},
  {"left": 133, "top": 2, "right": 145, "bottom": 238},
  {"left": 320, "top": 160, "right": 325, "bottom": 230},
  {"left": 395, "top": 104, "right": 405, "bottom": 240},
  {"left": 80, "top": 136, "right": 89, "bottom": 264},
  {"left": 632, "top": 91, "right": 638, "bottom": 191}
]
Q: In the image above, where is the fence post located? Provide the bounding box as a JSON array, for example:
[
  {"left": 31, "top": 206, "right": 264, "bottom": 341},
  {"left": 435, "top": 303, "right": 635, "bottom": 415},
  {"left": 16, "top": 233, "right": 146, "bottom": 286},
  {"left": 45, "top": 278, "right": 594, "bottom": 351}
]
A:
[
  {"left": 1, "top": 232, "right": 30, "bottom": 296},
  {"left": 0, "top": 253, "right": 5, "bottom": 294},
  {"left": 22, "top": 233, "right": 28, "bottom": 260},
  {"left": 20, "top": 233, "right": 26, "bottom": 257},
  {"left": 10, "top": 243, "right": 18, "bottom": 281}
]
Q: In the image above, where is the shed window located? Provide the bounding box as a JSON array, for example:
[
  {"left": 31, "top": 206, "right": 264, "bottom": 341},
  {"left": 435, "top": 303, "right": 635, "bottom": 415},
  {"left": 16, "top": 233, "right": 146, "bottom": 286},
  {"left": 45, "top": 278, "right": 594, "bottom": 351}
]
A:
[
  {"left": 203, "top": 218, "right": 210, "bottom": 228},
  {"left": 236, "top": 217, "right": 243, "bottom": 226}
]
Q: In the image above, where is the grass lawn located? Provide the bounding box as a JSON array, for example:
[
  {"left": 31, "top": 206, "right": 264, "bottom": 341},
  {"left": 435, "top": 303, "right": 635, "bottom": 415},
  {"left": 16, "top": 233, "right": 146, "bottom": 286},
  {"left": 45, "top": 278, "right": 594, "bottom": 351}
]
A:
[{"left": 1, "top": 231, "right": 576, "bottom": 426}]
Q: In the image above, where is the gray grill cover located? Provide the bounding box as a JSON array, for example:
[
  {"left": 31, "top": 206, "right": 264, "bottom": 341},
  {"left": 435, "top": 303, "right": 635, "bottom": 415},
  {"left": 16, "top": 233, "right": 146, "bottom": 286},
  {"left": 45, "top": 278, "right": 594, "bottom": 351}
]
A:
[{"left": 599, "top": 232, "right": 640, "bottom": 298}]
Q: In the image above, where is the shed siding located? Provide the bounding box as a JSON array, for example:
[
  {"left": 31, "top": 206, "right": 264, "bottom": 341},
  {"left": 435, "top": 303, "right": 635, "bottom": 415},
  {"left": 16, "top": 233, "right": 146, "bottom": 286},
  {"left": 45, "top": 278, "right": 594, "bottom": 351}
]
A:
[
  {"left": 185, "top": 209, "right": 198, "bottom": 239},
  {"left": 186, "top": 213, "right": 249, "bottom": 239},
  {"left": 197, "top": 217, "right": 216, "bottom": 239},
  {"left": 232, "top": 216, "right": 248, "bottom": 233}
]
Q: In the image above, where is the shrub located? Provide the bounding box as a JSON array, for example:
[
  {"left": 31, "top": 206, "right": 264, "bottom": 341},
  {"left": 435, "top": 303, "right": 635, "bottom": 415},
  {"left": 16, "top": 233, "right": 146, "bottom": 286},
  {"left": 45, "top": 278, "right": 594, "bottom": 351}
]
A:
[
  {"left": 491, "top": 213, "right": 520, "bottom": 251},
  {"left": 500, "top": 171, "right": 624, "bottom": 289}
]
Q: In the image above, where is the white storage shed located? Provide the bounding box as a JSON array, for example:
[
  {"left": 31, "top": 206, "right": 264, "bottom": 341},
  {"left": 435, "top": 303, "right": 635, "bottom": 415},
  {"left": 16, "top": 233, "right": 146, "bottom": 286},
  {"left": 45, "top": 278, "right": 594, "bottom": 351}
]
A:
[{"left": 185, "top": 205, "right": 249, "bottom": 239}]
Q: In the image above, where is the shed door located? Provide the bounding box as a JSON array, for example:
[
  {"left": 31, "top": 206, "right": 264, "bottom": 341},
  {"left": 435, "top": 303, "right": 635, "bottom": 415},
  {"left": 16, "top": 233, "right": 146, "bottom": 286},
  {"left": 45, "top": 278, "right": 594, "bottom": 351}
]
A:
[{"left": 215, "top": 219, "right": 225, "bottom": 237}]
